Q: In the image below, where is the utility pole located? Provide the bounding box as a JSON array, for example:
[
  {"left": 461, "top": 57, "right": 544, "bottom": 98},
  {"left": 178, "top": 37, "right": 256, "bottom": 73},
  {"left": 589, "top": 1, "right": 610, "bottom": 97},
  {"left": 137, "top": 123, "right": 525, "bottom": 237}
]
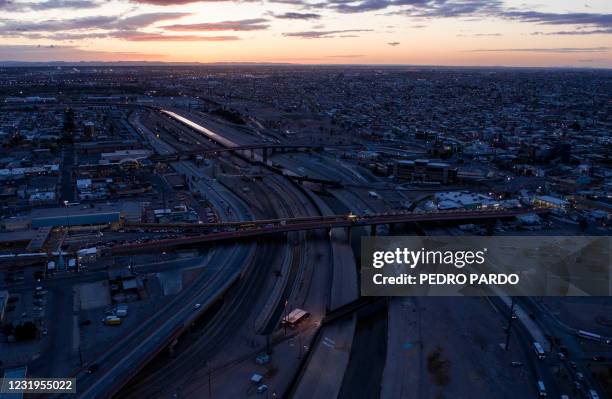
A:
[{"left": 505, "top": 297, "right": 515, "bottom": 351}]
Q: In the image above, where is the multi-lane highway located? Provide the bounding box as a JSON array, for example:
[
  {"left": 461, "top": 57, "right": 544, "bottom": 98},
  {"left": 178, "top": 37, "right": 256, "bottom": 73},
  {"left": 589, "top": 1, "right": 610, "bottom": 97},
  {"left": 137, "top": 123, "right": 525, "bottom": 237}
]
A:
[
  {"left": 54, "top": 106, "right": 568, "bottom": 399},
  {"left": 55, "top": 108, "right": 264, "bottom": 399}
]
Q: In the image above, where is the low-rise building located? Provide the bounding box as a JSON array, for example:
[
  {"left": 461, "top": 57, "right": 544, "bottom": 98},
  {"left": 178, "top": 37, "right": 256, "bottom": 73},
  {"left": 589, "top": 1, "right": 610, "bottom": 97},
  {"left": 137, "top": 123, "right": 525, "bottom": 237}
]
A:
[
  {"left": 533, "top": 195, "right": 569, "bottom": 210},
  {"left": 394, "top": 159, "right": 458, "bottom": 184}
]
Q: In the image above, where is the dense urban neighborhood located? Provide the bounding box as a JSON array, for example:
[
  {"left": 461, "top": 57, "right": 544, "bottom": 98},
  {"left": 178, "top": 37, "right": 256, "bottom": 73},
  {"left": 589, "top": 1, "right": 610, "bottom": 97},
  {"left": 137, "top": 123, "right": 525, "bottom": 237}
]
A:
[{"left": 0, "top": 65, "right": 610, "bottom": 399}]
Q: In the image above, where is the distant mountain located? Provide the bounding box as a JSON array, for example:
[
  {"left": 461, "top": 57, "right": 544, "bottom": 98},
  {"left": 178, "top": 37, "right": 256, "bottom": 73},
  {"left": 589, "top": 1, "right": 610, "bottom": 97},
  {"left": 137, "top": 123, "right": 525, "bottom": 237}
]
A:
[{"left": 0, "top": 60, "right": 294, "bottom": 67}]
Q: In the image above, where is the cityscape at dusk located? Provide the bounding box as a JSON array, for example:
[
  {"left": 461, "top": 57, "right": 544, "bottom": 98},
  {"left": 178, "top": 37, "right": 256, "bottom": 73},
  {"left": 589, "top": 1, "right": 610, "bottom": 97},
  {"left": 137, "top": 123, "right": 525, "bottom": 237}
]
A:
[
  {"left": 0, "top": 1, "right": 611, "bottom": 399},
  {"left": 0, "top": 0, "right": 611, "bottom": 66}
]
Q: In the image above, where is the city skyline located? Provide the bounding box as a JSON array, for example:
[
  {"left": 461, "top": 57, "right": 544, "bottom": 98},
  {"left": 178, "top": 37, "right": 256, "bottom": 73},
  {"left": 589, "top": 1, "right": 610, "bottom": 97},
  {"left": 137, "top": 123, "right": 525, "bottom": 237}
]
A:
[{"left": 1, "top": 0, "right": 611, "bottom": 67}]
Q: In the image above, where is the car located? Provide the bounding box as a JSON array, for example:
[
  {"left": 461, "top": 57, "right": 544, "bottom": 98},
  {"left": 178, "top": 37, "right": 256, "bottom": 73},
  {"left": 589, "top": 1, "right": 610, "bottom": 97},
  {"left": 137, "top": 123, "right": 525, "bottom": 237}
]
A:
[
  {"left": 41, "top": 328, "right": 48, "bottom": 336},
  {"left": 558, "top": 352, "right": 566, "bottom": 360},
  {"left": 576, "top": 372, "right": 584, "bottom": 381},
  {"left": 569, "top": 361, "right": 577, "bottom": 369},
  {"left": 255, "top": 354, "right": 270, "bottom": 365},
  {"left": 193, "top": 303, "right": 201, "bottom": 310},
  {"left": 86, "top": 364, "right": 99, "bottom": 374},
  {"left": 592, "top": 355, "right": 607, "bottom": 362},
  {"left": 588, "top": 389, "right": 600, "bottom": 399},
  {"left": 510, "top": 361, "right": 523, "bottom": 367},
  {"left": 256, "top": 385, "right": 268, "bottom": 394}
]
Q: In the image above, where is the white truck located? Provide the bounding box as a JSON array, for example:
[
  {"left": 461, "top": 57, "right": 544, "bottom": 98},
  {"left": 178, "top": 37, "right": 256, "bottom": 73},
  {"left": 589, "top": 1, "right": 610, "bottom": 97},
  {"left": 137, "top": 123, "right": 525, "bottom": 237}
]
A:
[{"left": 282, "top": 308, "right": 310, "bottom": 328}]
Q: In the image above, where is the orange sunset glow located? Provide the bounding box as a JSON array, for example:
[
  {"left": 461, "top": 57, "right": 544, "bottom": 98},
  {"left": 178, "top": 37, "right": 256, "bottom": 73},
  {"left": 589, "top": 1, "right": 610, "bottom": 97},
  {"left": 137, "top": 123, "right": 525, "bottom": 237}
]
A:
[{"left": 0, "top": 0, "right": 611, "bottom": 66}]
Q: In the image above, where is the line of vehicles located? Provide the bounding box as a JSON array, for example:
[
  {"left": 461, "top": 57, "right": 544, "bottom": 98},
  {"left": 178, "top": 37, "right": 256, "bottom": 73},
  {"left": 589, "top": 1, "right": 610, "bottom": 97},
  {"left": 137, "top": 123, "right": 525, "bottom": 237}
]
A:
[{"left": 530, "top": 329, "right": 610, "bottom": 399}]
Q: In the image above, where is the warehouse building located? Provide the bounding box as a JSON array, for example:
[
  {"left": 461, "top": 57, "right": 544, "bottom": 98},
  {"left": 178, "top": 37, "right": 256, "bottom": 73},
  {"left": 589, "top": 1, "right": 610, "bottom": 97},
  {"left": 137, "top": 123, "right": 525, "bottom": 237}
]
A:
[
  {"left": 394, "top": 159, "right": 458, "bottom": 184},
  {"left": 30, "top": 202, "right": 141, "bottom": 228}
]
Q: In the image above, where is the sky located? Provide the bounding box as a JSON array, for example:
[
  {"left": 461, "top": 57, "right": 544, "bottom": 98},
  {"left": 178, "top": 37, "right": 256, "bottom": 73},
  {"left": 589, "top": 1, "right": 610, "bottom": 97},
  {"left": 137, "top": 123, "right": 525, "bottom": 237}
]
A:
[{"left": 0, "top": 0, "right": 611, "bottom": 66}]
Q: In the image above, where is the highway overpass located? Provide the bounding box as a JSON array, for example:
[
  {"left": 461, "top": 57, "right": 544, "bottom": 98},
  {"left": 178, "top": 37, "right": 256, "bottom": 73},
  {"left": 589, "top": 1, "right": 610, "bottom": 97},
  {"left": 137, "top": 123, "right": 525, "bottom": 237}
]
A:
[{"left": 110, "top": 208, "right": 547, "bottom": 255}]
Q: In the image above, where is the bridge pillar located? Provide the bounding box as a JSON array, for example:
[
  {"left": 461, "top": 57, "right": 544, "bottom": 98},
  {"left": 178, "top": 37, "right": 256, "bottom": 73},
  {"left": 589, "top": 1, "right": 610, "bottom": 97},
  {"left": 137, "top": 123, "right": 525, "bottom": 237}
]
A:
[
  {"left": 250, "top": 149, "right": 255, "bottom": 161},
  {"left": 263, "top": 148, "right": 268, "bottom": 164},
  {"left": 389, "top": 223, "right": 397, "bottom": 234},
  {"left": 486, "top": 220, "right": 496, "bottom": 235},
  {"left": 370, "top": 224, "right": 376, "bottom": 236},
  {"left": 347, "top": 226, "right": 352, "bottom": 244}
]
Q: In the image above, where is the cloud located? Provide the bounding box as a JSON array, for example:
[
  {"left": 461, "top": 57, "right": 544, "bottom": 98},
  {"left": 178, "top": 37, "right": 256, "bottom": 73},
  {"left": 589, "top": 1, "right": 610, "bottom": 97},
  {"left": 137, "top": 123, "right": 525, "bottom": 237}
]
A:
[
  {"left": 267, "top": 0, "right": 320, "bottom": 4},
  {"left": 0, "top": 0, "right": 101, "bottom": 11},
  {"left": 112, "top": 32, "right": 239, "bottom": 41},
  {"left": 282, "top": 29, "right": 372, "bottom": 38},
  {"left": 314, "top": 0, "right": 612, "bottom": 35},
  {"left": 457, "top": 32, "right": 502, "bottom": 37},
  {"left": 115, "top": 12, "right": 193, "bottom": 29},
  {"left": 0, "top": 12, "right": 238, "bottom": 43},
  {"left": 467, "top": 47, "right": 610, "bottom": 53},
  {"left": 0, "top": 13, "right": 191, "bottom": 33},
  {"left": 4, "top": 30, "right": 239, "bottom": 41},
  {"left": 0, "top": 16, "right": 116, "bottom": 32},
  {"left": 387, "top": 41, "right": 400, "bottom": 45},
  {"left": 531, "top": 28, "right": 612, "bottom": 36},
  {"left": 0, "top": 44, "right": 165, "bottom": 61},
  {"left": 130, "top": 0, "right": 211, "bottom": 4},
  {"left": 331, "top": 0, "right": 502, "bottom": 15},
  {"left": 271, "top": 12, "right": 321, "bottom": 20},
  {"left": 501, "top": 10, "right": 612, "bottom": 29},
  {"left": 130, "top": 0, "right": 258, "bottom": 5},
  {"left": 162, "top": 18, "right": 269, "bottom": 31}
]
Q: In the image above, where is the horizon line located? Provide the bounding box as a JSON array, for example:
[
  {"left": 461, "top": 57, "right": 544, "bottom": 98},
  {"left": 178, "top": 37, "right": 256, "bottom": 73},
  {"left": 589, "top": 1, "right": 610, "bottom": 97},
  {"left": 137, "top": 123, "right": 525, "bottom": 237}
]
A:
[{"left": 1, "top": 60, "right": 611, "bottom": 70}]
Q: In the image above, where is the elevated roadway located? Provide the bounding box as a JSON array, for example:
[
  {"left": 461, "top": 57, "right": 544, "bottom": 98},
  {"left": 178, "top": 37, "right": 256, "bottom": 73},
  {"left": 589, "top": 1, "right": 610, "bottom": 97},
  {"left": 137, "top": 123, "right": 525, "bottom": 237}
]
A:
[
  {"left": 148, "top": 143, "right": 348, "bottom": 163},
  {"left": 110, "top": 208, "right": 547, "bottom": 255}
]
